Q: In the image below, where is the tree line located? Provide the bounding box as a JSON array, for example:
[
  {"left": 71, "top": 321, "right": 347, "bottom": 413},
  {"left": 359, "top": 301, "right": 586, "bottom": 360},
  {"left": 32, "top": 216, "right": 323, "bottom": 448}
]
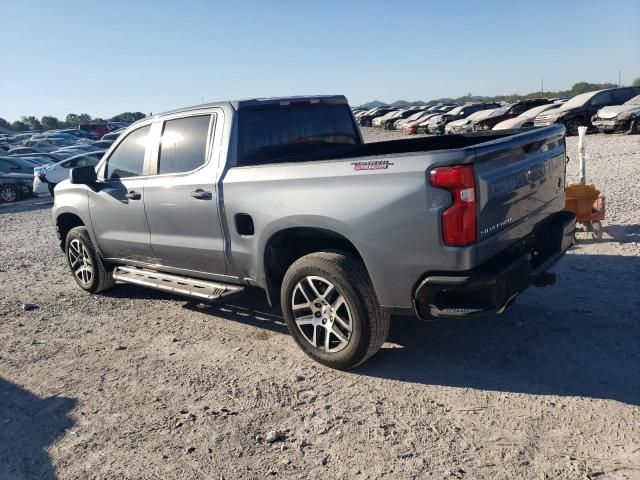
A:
[
  {"left": 0, "top": 112, "right": 147, "bottom": 133},
  {"left": 361, "top": 78, "right": 640, "bottom": 109}
]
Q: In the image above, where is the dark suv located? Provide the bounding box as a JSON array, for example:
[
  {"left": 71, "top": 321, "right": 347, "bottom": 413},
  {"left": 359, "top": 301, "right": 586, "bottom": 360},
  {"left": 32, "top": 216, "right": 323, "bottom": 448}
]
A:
[{"left": 534, "top": 86, "right": 640, "bottom": 135}]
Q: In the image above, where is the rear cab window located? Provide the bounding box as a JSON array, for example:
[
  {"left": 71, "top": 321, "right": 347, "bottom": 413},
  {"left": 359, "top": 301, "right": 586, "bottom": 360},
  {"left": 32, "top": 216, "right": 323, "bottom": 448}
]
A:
[
  {"left": 237, "top": 102, "right": 360, "bottom": 166},
  {"left": 157, "top": 115, "right": 212, "bottom": 174}
]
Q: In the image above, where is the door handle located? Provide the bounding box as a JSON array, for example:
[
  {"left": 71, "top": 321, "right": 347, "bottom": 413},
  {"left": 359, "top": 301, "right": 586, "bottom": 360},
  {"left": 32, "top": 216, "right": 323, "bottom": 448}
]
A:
[
  {"left": 126, "top": 191, "right": 141, "bottom": 200},
  {"left": 191, "top": 189, "right": 212, "bottom": 200}
]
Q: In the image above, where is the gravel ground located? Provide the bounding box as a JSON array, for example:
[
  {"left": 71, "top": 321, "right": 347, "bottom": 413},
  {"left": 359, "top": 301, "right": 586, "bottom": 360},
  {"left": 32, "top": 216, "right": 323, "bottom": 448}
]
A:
[{"left": 1, "top": 130, "right": 639, "bottom": 480}]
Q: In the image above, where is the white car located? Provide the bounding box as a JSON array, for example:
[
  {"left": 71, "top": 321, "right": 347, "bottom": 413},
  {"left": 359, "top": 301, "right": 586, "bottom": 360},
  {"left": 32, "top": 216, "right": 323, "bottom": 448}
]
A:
[
  {"left": 493, "top": 102, "right": 564, "bottom": 130},
  {"left": 444, "top": 109, "right": 496, "bottom": 134},
  {"left": 33, "top": 150, "right": 105, "bottom": 197}
]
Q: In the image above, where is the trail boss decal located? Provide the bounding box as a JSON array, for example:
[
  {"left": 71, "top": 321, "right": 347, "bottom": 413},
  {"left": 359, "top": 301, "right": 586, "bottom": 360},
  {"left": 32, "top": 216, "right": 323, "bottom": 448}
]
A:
[{"left": 351, "top": 160, "right": 394, "bottom": 171}]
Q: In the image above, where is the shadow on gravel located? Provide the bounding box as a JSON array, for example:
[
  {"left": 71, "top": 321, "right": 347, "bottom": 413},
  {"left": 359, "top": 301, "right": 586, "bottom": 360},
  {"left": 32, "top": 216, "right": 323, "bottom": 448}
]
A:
[
  {"left": 103, "top": 254, "right": 639, "bottom": 405},
  {"left": 358, "top": 253, "right": 640, "bottom": 406},
  {"left": 0, "top": 378, "right": 76, "bottom": 480}
]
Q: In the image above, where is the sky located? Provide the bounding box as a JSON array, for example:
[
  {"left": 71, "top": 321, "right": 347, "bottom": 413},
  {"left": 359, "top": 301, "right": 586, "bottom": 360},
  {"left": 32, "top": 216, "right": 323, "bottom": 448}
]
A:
[{"left": 1, "top": 0, "right": 639, "bottom": 121}]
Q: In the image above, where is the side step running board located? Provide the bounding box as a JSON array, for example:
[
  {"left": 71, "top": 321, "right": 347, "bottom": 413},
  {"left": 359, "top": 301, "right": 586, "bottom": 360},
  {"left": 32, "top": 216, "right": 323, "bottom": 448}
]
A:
[{"left": 112, "top": 266, "right": 243, "bottom": 301}]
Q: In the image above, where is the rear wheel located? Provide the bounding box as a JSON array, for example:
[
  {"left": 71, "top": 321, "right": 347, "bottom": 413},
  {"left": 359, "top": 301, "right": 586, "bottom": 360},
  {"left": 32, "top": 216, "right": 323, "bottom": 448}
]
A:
[
  {"left": 281, "top": 251, "right": 389, "bottom": 369},
  {"left": 65, "top": 226, "right": 115, "bottom": 293},
  {"left": 0, "top": 185, "right": 19, "bottom": 203},
  {"left": 629, "top": 119, "right": 640, "bottom": 135},
  {"left": 564, "top": 118, "right": 583, "bottom": 136}
]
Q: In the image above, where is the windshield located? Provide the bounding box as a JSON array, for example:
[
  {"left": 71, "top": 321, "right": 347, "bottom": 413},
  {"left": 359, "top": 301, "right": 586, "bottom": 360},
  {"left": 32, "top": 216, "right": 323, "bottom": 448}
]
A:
[
  {"left": 238, "top": 103, "right": 360, "bottom": 165},
  {"left": 559, "top": 91, "right": 599, "bottom": 110},
  {"left": 625, "top": 95, "right": 640, "bottom": 105}
]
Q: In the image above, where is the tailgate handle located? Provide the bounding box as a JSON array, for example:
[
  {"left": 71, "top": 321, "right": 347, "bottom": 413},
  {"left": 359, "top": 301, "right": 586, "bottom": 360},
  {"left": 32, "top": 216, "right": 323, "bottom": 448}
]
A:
[{"left": 523, "top": 140, "right": 545, "bottom": 153}]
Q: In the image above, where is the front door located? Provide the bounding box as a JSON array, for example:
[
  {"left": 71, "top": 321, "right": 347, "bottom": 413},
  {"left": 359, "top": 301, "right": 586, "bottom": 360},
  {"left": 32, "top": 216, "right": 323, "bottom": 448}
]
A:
[
  {"left": 89, "top": 124, "right": 156, "bottom": 261},
  {"left": 143, "top": 112, "right": 227, "bottom": 275}
]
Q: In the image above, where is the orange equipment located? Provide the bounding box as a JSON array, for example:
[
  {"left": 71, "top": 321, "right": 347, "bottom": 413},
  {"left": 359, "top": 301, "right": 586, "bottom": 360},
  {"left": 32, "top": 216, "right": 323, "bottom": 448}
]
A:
[{"left": 564, "top": 184, "right": 606, "bottom": 240}]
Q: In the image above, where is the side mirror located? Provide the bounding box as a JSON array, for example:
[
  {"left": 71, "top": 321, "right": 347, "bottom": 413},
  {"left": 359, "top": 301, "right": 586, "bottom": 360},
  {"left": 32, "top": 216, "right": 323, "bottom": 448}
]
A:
[{"left": 70, "top": 165, "right": 97, "bottom": 185}]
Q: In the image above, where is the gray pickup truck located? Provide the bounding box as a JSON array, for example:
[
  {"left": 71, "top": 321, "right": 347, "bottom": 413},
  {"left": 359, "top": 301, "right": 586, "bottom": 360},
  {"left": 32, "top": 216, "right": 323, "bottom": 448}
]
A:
[{"left": 53, "top": 95, "right": 575, "bottom": 369}]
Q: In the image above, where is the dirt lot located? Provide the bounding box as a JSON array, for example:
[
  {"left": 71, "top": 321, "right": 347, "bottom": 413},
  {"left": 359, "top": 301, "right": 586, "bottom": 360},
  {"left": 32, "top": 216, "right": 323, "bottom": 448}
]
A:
[{"left": 1, "top": 130, "right": 639, "bottom": 480}]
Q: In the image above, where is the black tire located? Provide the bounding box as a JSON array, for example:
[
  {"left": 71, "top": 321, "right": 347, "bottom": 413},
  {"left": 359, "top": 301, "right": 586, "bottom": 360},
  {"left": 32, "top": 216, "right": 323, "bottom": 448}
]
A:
[
  {"left": 564, "top": 118, "right": 583, "bottom": 136},
  {"left": 65, "top": 226, "right": 115, "bottom": 293},
  {"left": 0, "top": 184, "right": 20, "bottom": 203},
  {"left": 629, "top": 119, "right": 640, "bottom": 135},
  {"left": 280, "top": 251, "right": 390, "bottom": 369},
  {"left": 361, "top": 119, "right": 371, "bottom": 127}
]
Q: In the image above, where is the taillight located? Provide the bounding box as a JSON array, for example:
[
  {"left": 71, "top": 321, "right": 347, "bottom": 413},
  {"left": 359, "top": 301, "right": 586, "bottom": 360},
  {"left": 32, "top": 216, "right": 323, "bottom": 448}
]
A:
[{"left": 430, "top": 165, "right": 477, "bottom": 246}]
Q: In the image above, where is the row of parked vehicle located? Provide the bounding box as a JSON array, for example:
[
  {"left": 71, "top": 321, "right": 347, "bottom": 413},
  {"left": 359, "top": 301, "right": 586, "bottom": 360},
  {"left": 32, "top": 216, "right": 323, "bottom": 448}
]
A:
[
  {"left": 0, "top": 123, "right": 127, "bottom": 203},
  {"left": 353, "top": 85, "right": 640, "bottom": 137}
]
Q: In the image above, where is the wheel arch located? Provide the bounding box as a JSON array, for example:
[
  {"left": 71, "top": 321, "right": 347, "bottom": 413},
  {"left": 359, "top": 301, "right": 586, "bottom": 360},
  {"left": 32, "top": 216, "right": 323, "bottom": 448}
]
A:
[
  {"left": 55, "top": 210, "right": 88, "bottom": 252},
  {"left": 262, "top": 226, "right": 367, "bottom": 307}
]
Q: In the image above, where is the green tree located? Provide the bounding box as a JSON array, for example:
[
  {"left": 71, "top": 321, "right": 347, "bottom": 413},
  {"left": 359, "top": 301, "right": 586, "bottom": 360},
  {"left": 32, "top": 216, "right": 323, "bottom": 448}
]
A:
[
  {"left": 11, "top": 121, "right": 29, "bottom": 132},
  {"left": 633, "top": 77, "right": 640, "bottom": 87},
  {"left": 77, "top": 113, "right": 92, "bottom": 124},
  {"left": 65, "top": 114, "right": 80, "bottom": 126},
  {"left": 21, "top": 116, "right": 42, "bottom": 131},
  {"left": 0, "top": 118, "right": 11, "bottom": 131},
  {"left": 41, "top": 116, "right": 62, "bottom": 131},
  {"left": 110, "top": 112, "right": 146, "bottom": 123}
]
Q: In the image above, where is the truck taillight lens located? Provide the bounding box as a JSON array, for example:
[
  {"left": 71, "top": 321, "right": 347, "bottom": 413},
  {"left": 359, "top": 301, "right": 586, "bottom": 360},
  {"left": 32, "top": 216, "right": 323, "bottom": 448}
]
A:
[{"left": 430, "top": 165, "right": 477, "bottom": 246}]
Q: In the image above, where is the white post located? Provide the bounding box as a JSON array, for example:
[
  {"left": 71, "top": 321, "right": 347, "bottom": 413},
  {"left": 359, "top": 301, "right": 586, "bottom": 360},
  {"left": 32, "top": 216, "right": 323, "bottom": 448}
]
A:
[{"left": 578, "top": 126, "right": 588, "bottom": 184}]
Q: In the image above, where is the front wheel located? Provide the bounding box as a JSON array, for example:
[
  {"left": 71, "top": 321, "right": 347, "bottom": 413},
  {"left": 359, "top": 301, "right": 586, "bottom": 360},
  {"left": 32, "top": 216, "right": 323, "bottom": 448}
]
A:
[
  {"left": 0, "top": 184, "right": 19, "bottom": 203},
  {"left": 65, "top": 226, "right": 115, "bottom": 293},
  {"left": 281, "top": 251, "right": 389, "bottom": 369}
]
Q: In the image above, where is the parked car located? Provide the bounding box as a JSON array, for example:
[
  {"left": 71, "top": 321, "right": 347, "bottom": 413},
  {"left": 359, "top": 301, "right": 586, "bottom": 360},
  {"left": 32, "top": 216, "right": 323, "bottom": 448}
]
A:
[
  {"left": 78, "top": 123, "right": 122, "bottom": 139},
  {"left": 425, "top": 103, "right": 501, "bottom": 134},
  {"left": 472, "top": 99, "right": 551, "bottom": 131},
  {"left": 10, "top": 155, "right": 53, "bottom": 166},
  {"left": 90, "top": 140, "right": 115, "bottom": 150},
  {"left": 391, "top": 110, "right": 430, "bottom": 130},
  {"left": 6, "top": 146, "right": 49, "bottom": 155},
  {"left": 33, "top": 151, "right": 105, "bottom": 197},
  {"left": 0, "top": 156, "right": 41, "bottom": 175},
  {"left": 592, "top": 95, "right": 640, "bottom": 134},
  {"left": 101, "top": 129, "right": 126, "bottom": 141},
  {"left": 410, "top": 106, "right": 459, "bottom": 134},
  {"left": 534, "top": 86, "right": 640, "bottom": 135},
  {"left": 0, "top": 173, "right": 33, "bottom": 203},
  {"left": 358, "top": 107, "right": 395, "bottom": 127},
  {"left": 372, "top": 109, "right": 403, "bottom": 127},
  {"left": 493, "top": 103, "right": 564, "bottom": 130},
  {"left": 382, "top": 109, "right": 425, "bottom": 130},
  {"left": 53, "top": 94, "right": 574, "bottom": 369},
  {"left": 12, "top": 152, "right": 63, "bottom": 164},
  {"left": 444, "top": 109, "right": 498, "bottom": 134}
]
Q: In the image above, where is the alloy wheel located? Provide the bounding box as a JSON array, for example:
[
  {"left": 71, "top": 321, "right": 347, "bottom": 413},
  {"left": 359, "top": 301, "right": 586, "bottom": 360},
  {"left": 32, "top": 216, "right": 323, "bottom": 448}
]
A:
[
  {"left": 0, "top": 186, "right": 17, "bottom": 203},
  {"left": 68, "top": 239, "right": 93, "bottom": 286},
  {"left": 291, "top": 276, "right": 353, "bottom": 353}
]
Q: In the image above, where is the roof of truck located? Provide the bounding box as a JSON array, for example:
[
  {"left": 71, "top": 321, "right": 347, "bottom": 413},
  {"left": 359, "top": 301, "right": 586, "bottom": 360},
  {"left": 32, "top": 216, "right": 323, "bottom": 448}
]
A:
[{"left": 156, "top": 95, "right": 349, "bottom": 117}]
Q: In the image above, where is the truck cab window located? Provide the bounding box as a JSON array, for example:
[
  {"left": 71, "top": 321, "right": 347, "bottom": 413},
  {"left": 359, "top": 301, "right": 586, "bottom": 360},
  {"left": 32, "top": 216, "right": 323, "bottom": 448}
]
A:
[
  {"left": 158, "top": 115, "right": 211, "bottom": 174},
  {"left": 105, "top": 125, "right": 150, "bottom": 180}
]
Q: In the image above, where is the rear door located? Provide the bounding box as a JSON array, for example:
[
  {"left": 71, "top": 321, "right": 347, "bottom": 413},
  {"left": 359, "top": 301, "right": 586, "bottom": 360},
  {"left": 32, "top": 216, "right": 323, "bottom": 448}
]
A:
[
  {"left": 473, "top": 125, "right": 567, "bottom": 263},
  {"left": 143, "top": 111, "right": 227, "bottom": 275},
  {"left": 88, "top": 124, "right": 155, "bottom": 261}
]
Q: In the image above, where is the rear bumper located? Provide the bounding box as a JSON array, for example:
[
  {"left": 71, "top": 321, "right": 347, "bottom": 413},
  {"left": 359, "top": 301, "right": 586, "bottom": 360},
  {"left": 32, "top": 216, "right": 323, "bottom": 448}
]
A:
[{"left": 413, "top": 210, "right": 575, "bottom": 320}]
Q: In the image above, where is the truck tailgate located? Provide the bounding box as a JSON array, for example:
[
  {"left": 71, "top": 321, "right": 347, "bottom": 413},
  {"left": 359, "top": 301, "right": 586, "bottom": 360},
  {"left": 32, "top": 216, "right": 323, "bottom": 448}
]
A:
[{"left": 473, "top": 125, "right": 567, "bottom": 263}]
